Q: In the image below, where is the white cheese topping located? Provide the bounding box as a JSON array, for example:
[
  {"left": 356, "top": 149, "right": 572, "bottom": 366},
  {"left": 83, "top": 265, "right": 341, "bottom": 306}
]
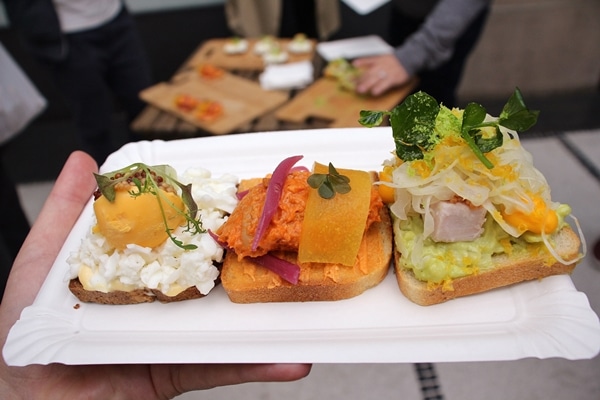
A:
[{"left": 66, "top": 167, "right": 239, "bottom": 297}]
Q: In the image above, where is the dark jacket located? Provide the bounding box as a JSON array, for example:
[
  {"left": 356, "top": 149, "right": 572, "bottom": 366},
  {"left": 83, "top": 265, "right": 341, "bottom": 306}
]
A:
[{"left": 3, "top": 0, "right": 68, "bottom": 62}]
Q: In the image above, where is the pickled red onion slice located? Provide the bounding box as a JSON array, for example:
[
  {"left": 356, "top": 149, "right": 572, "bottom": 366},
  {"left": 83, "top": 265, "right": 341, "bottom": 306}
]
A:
[
  {"left": 252, "top": 254, "right": 301, "bottom": 284},
  {"left": 236, "top": 189, "right": 249, "bottom": 200},
  {"left": 208, "top": 229, "right": 222, "bottom": 244},
  {"left": 290, "top": 166, "right": 309, "bottom": 173},
  {"left": 251, "top": 155, "right": 303, "bottom": 251},
  {"left": 208, "top": 230, "right": 300, "bottom": 284}
]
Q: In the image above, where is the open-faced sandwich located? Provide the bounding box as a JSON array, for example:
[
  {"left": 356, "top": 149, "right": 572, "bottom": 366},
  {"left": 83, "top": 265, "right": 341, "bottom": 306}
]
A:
[
  {"left": 197, "top": 64, "right": 225, "bottom": 80},
  {"left": 323, "top": 58, "right": 363, "bottom": 92},
  {"left": 223, "top": 36, "right": 248, "bottom": 54},
  {"left": 67, "top": 163, "right": 238, "bottom": 304},
  {"left": 360, "top": 89, "right": 585, "bottom": 306},
  {"left": 253, "top": 35, "right": 277, "bottom": 55},
  {"left": 174, "top": 94, "right": 224, "bottom": 123},
  {"left": 262, "top": 42, "right": 289, "bottom": 65},
  {"left": 215, "top": 156, "right": 393, "bottom": 303},
  {"left": 287, "top": 33, "right": 312, "bottom": 54}
]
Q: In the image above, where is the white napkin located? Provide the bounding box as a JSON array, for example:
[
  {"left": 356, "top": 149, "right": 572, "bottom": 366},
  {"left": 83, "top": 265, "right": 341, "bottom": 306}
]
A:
[
  {"left": 341, "top": 0, "right": 390, "bottom": 15},
  {"left": 259, "top": 61, "right": 314, "bottom": 90},
  {"left": 316, "top": 35, "right": 393, "bottom": 61}
]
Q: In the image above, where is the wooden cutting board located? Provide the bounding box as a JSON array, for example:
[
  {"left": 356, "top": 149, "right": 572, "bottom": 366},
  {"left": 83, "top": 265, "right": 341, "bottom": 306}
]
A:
[
  {"left": 275, "top": 77, "right": 417, "bottom": 128},
  {"left": 186, "top": 38, "right": 316, "bottom": 71},
  {"left": 140, "top": 70, "right": 289, "bottom": 135}
]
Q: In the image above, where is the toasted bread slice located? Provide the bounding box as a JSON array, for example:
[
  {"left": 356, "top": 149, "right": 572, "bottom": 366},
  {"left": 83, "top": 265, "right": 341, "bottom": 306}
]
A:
[
  {"left": 394, "top": 225, "right": 582, "bottom": 306},
  {"left": 221, "top": 206, "right": 393, "bottom": 303},
  {"left": 68, "top": 278, "right": 206, "bottom": 305}
]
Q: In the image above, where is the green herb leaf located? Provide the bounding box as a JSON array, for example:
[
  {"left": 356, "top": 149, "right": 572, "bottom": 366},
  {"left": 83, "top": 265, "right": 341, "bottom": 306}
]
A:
[
  {"left": 307, "top": 162, "right": 351, "bottom": 199},
  {"left": 328, "top": 175, "right": 351, "bottom": 194},
  {"left": 462, "top": 102, "right": 487, "bottom": 130},
  {"left": 318, "top": 182, "right": 336, "bottom": 199},
  {"left": 358, "top": 110, "right": 389, "bottom": 127},
  {"left": 358, "top": 93, "right": 440, "bottom": 161},
  {"left": 460, "top": 127, "right": 495, "bottom": 169},
  {"left": 388, "top": 91, "right": 439, "bottom": 161},
  {"left": 473, "top": 127, "right": 503, "bottom": 153},
  {"left": 174, "top": 182, "right": 198, "bottom": 219},
  {"left": 307, "top": 174, "right": 326, "bottom": 188},
  {"left": 498, "top": 87, "right": 540, "bottom": 131},
  {"left": 94, "top": 173, "right": 117, "bottom": 202},
  {"left": 129, "top": 177, "right": 144, "bottom": 197},
  {"left": 460, "top": 102, "right": 500, "bottom": 168},
  {"left": 460, "top": 88, "right": 538, "bottom": 168},
  {"left": 328, "top": 163, "right": 351, "bottom": 194}
]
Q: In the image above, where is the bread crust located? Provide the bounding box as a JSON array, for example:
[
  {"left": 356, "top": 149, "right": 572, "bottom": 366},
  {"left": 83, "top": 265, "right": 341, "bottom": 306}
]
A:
[
  {"left": 394, "top": 225, "right": 581, "bottom": 306},
  {"left": 68, "top": 278, "right": 206, "bottom": 305},
  {"left": 221, "top": 206, "right": 393, "bottom": 303}
]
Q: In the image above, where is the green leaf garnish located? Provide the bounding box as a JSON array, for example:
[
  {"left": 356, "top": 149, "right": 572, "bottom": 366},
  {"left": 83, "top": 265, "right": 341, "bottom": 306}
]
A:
[
  {"left": 360, "top": 91, "right": 440, "bottom": 161},
  {"left": 460, "top": 87, "right": 538, "bottom": 168},
  {"left": 307, "top": 163, "right": 351, "bottom": 199},
  {"left": 94, "top": 173, "right": 117, "bottom": 202},
  {"left": 358, "top": 110, "right": 386, "bottom": 127},
  {"left": 460, "top": 102, "right": 500, "bottom": 169},
  {"left": 93, "top": 163, "right": 204, "bottom": 250},
  {"left": 498, "top": 87, "right": 540, "bottom": 131},
  {"left": 359, "top": 88, "right": 539, "bottom": 169}
]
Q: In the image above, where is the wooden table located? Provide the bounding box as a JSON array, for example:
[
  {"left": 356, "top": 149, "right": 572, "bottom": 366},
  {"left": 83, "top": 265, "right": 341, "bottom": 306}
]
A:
[{"left": 131, "top": 39, "right": 416, "bottom": 139}]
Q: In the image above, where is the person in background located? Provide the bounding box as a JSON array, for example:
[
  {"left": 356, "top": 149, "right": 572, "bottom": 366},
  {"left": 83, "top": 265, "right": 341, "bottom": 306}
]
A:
[
  {"left": 0, "top": 145, "right": 29, "bottom": 295},
  {"left": 225, "top": 0, "right": 341, "bottom": 41},
  {"left": 0, "top": 151, "right": 312, "bottom": 398},
  {"left": 3, "top": 0, "right": 153, "bottom": 165},
  {"left": 0, "top": 42, "right": 47, "bottom": 300},
  {"left": 354, "top": 0, "right": 491, "bottom": 107}
]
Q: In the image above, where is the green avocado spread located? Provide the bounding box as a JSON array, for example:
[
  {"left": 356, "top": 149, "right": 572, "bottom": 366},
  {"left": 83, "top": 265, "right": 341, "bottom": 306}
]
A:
[{"left": 394, "top": 204, "right": 571, "bottom": 285}]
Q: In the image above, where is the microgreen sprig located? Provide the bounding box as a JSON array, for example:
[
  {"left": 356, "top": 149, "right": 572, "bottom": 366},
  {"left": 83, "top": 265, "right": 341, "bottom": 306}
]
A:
[
  {"left": 94, "top": 163, "right": 203, "bottom": 250},
  {"left": 307, "top": 163, "right": 351, "bottom": 199}
]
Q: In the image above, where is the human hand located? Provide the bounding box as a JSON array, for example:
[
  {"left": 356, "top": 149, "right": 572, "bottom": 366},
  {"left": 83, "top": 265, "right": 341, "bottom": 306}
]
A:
[
  {"left": 353, "top": 54, "right": 411, "bottom": 96},
  {"left": 0, "top": 151, "right": 311, "bottom": 399}
]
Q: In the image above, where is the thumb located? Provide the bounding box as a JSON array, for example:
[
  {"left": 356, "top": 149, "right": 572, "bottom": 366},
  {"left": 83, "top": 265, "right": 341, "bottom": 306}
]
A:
[
  {"left": 2, "top": 151, "right": 98, "bottom": 321},
  {"left": 154, "top": 363, "right": 312, "bottom": 396}
]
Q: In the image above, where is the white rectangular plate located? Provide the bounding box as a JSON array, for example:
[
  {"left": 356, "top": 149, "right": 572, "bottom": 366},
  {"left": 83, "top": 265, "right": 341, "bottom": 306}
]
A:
[{"left": 4, "top": 127, "right": 600, "bottom": 366}]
